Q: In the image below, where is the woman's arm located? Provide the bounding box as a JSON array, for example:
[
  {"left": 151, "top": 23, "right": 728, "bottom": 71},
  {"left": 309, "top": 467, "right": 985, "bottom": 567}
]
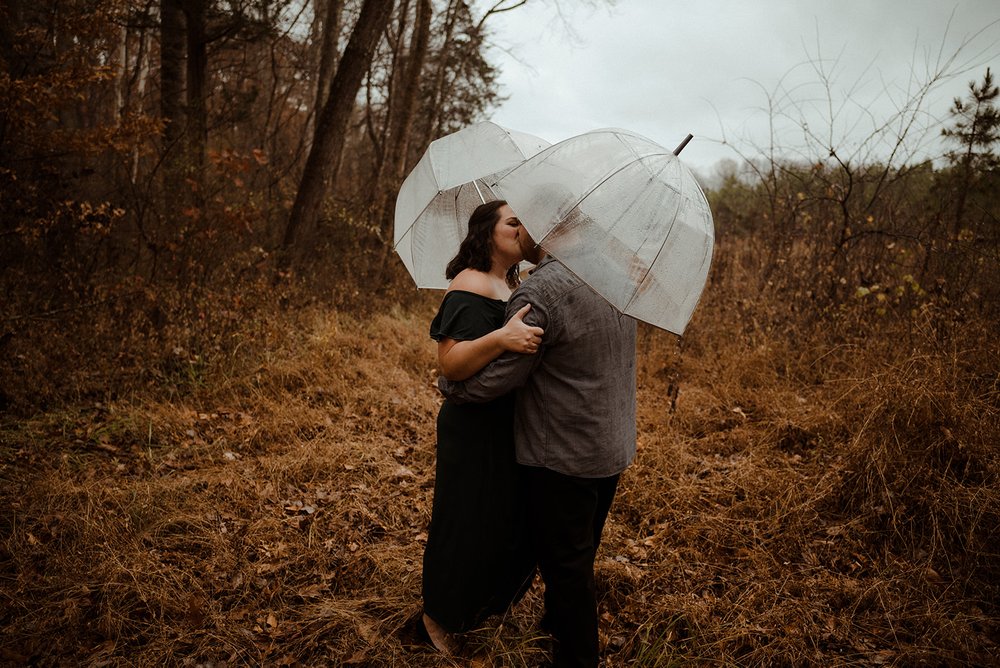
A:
[
  {"left": 438, "top": 304, "right": 542, "bottom": 381},
  {"left": 437, "top": 289, "right": 549, "bottom": 403}
]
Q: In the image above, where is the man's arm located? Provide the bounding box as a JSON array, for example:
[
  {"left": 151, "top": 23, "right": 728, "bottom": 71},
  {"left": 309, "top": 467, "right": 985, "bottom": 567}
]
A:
[
  {"left": 438, "top": 289, "right": 548, "bottom": 404},
  {"left": 437, "top": 304, "right": 542, "bottom": 380}
]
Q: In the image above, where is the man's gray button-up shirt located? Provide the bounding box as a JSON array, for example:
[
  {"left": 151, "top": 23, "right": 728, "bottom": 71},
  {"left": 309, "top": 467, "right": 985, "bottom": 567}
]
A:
[{"left": 438, "top": 257, "right": 637, "bottom": 478}]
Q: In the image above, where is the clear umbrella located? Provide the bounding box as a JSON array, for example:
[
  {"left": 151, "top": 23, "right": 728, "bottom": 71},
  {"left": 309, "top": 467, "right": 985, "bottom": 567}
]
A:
[
  {"left": 394, "top": 121, "right": 550, "bottom": 289},
  {"left": 493, "top": 128, "right": 714, "bottom": 335}
]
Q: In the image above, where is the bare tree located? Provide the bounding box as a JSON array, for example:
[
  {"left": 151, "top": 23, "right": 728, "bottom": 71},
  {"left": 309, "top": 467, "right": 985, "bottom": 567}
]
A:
[
  {"left": 282, "top": 0, "right": 396, "bottom": 256},
  {"left": 389, "top": 0, "right": 431, "bottom": 183},
  {"left": 183, "top": 0, "right": 208, "bottom": 197},
  {"left": 710, "top": 20, "right": 1000, "bottom": 306},
  {"left": 160, "top": 0, "right": 187, "bottom": 211},
  {"left": 316, "top": 0, "right": 345, "bottom": 109},
  {"left": 364, "top": 0, "right": 430, "bottom": 227}
]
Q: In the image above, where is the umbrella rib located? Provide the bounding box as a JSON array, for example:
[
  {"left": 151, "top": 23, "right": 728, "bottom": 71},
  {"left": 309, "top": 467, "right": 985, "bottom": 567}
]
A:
[
  {"left": 393, "top": 191, "right": 441, "bottom": 250},
  {"left": 395, "top": 122, "right": 552, "bottom": 288},
  {"left": 472, "top": 179, "right": 486, "bottom": 204},
  {"left": 539, "top": 148, "right": 674, "bottom": 250},
  {"left": 633, "top": 219, "right": 712, "bottom": 325},
  {"left": 393, "top": 143, "right": 442, "bottom": 251},
  {"left": 494, "top": 128, "right": 711, "bottom": 332},
  {"left": 563, "top": 143, "right": 690, "bottom": 319},
  {"left": 614, "top": 130, "right": 646, "bottom": 166},
  {"left": 621, "top": 156, "right": 690, "bottom": 313},
  {"left": 622, "top": 214, "right": 677, "bottom": 315},
  {"left": 532, "top": 129, "right": 641, "bottom": 245},
  {"left": 537, "top": 149, "right": 686, "bottom": 326}
]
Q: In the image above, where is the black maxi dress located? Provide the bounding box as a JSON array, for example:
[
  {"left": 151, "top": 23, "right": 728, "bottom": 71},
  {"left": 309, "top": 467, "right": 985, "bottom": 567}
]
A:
[{"left": 422, "top": 290, "right": 535, "bottom": 633}]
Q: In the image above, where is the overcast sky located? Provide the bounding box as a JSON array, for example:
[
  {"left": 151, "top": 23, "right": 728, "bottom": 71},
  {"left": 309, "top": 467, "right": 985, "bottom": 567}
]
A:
[{"left": 482, "top": 0, "right": 1000, "bottom": 178}]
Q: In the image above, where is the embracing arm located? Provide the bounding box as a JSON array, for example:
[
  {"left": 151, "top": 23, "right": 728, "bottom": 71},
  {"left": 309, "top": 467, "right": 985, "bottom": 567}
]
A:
[
  {"left": 438, "top": 290, "right": 549, "bottom": 403},
  {"left": 438, "top": 303, "right": 542, "bottom": 380}
]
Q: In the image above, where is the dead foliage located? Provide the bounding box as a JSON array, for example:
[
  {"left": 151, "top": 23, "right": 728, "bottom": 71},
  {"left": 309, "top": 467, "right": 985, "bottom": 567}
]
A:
[{"left": 2, "top": 266, "right": 999, "bottom": 666}]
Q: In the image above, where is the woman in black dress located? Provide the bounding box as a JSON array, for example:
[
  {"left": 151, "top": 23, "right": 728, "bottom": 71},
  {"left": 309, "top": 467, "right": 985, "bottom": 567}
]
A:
[{"left": 421, "top": 200, "right": 543, "bottom": 653}]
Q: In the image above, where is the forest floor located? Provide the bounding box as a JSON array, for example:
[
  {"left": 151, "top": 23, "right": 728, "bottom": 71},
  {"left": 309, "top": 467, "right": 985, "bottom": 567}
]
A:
[{"left": 1, "top": 299, "right": 998, "bottom": 666}]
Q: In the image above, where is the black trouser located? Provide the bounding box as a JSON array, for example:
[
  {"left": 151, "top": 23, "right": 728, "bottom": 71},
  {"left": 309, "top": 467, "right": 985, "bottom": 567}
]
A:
[{"left": 524, "top": 465, "right": 620, "bottom": 668}]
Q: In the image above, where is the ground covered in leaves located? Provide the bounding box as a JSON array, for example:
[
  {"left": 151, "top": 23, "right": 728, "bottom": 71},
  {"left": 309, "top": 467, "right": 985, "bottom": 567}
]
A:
[{"left": 1, "top": 300, "right": 998, "bottom": 666}]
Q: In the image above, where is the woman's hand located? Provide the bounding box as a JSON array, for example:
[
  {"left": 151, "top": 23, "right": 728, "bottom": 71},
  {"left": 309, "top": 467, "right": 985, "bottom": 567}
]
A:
[{"left": 498, "top": 304, "right": 544, "bottom": 354}]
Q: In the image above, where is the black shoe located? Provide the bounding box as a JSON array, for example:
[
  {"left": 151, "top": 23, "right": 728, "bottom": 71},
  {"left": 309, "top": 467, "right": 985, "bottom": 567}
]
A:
[{"left": 539, "top": 611, "right": 555, "bottom": 635}]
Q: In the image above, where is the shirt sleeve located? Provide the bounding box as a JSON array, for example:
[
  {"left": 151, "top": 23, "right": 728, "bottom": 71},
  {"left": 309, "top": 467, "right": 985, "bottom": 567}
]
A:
[
  {"left": 430, "top": 292, "right": 473, "bottom": 342},
  {"left": 437, "top": 286, "right": 549, "bottom": 404}
]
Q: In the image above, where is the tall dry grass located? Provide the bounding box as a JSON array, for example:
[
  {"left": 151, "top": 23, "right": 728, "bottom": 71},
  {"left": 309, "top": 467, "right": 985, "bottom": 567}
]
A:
[{"left": 1, "top": 236, "right": 998, "bottom": 666}]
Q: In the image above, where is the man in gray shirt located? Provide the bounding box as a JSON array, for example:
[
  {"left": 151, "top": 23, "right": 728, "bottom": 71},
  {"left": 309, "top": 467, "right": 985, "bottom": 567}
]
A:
[{"left": 438, "top": 226, "right": 637, "bottom": 667}]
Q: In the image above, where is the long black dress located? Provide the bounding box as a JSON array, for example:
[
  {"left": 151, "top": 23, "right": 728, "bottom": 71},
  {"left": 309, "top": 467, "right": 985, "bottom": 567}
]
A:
[{"left": 422, "top": 290, "right": 535, "bottom": 633}]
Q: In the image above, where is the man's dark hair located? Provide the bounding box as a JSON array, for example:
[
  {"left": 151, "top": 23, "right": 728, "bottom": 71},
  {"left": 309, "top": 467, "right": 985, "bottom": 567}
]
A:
[{"left": 445, "top": 199, "right": 520, "bottom": 288}]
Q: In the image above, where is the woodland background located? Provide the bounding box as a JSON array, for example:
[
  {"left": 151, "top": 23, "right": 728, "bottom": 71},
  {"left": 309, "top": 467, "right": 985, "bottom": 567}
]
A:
[{"left": 1, "top": 0, "right": 998, "bottom": 665}]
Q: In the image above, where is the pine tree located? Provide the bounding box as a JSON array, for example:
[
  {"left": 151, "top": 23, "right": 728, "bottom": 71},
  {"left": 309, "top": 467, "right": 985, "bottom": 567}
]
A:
[
  {"left": 941, "top": 68, "right": 999, "bottom": 232},
  {"left": 943, "top": 68, "right": 999, "bottom": 166}
]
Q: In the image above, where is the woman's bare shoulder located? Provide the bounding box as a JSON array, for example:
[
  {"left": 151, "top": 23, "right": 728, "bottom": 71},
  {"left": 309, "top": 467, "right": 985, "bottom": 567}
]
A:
[{"left": 447, "top": 269, "right": 493, "bottom": 297}]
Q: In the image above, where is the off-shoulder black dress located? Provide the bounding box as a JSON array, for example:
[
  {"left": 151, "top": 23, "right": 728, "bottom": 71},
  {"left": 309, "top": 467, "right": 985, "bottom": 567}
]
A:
[{"left": 422, "top": 290, "right": 535, "bottom": 633}]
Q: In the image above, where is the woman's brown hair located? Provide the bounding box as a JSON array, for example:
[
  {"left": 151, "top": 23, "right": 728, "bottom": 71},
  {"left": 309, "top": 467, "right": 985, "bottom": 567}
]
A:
[{"left": 445, "top": 199, "right": 520, "bottom": 289}]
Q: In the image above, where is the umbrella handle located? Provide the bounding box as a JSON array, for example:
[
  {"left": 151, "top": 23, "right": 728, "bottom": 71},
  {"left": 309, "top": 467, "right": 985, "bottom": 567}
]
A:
[{"left": 673, "top": 134, "right": 693, "bottom": 156}]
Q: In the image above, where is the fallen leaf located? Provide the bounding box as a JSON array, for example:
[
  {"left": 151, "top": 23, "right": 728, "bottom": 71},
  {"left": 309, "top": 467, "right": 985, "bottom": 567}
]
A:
[
  {"left": 186, "top": 595, "right": 205, "bottom": 627},
  {"left": 344, "top": 649, "right": 368, "bottom": 665},
  {"left": 296, "top": 584, "right": 327, "bottom": 599}
]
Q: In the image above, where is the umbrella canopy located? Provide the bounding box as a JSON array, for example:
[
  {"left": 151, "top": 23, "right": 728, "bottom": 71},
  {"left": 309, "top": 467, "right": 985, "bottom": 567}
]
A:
[
  {"left": 394, "top": 121, "right": 550, "bottom": 289},
  {"left": 493, "top": 128, "right": 714, "bottom": 335}
]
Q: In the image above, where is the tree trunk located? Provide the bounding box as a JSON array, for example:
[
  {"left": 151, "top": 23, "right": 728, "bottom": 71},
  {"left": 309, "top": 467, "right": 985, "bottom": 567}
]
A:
[
  {"left": 365, "top": 0, "right": 411, "bottom": 215},
  {"left": 183, "top": 0, "right": 208, "bottom": 200},
  {"left": 131, "top": 27, "right": 152, "bottom": 183},
  {"left": 114, "top": 22, "right": 127, "bottom": 124},
  {"left": 390, "top": 0, "right": 430, "bottom": 184},
  {"left": 374, "top": 0, "right": 429, "bottom": 229},
  {"left": 370, "top": 0, "right": 430, "bottom": 286},
  {"left": 315, "top": 0, "right": 344, "bottom": 110},
  {"left": 282, "top": 0, "right": 395, "bottom": 255},
  {"left": 312, "top": 0, "right": 344, "bottom": 196},
  {"left": 0, "top": 0, "right": 19, "bottom": 66},
  {"left": 0, "top": 0, "right": 24, "bottom": 149},
  {"left": 426, "top": 0, "right": 459, "bottom": 142},
  {"left": 160, "top": 0, "right": 187, "bottom": 213}
]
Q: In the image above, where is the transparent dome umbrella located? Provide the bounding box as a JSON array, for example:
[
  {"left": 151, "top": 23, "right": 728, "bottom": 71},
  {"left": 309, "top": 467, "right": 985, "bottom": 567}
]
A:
[
  {"left": 393, "top": 121, "right": 550, "bottom": 289},
  {"left": 493, "top": 128, "right": 714, "bottom": 335}
]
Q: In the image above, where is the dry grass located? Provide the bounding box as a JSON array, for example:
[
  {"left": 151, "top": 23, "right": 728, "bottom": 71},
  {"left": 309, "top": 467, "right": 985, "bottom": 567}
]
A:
[{"left": 1, "top": 287, "right": 998, "bottom": 666}]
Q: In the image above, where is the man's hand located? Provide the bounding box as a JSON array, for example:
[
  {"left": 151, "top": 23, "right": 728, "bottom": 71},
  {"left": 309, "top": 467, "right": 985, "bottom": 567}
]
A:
[{"left": 497, "top": 304, "right": 544, "bottom": 354}]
